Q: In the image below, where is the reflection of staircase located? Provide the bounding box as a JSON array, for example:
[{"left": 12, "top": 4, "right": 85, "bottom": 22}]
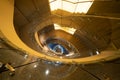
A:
[
  {"left": 18, "top": 13, "right": 115, "bottom": 58},
  {"left": 0, "top": 0, "right": 120, "bottom": 65},
  {"left": 1, "top": 0, "right": 120, "bottom": 80}
]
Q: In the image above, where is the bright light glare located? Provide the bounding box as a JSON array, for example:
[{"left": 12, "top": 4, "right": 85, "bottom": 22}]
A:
[
  {"left": 33, "top": 64, "right": 37, "bottom": 68},
  {"left": 54, "top": 24, "right": 76, "bottom": 35},
  {"left": 45, "top": 69, "right": 50, "bottom": 75},
  {"left": 49, "top": 0, "right": 94, "bottom": 13},
  {"left": 24, "top": 54, "right": 28, "bottom": 59},
  {"left": 96, "top": 51, "right": 100, "bottom": 55}
]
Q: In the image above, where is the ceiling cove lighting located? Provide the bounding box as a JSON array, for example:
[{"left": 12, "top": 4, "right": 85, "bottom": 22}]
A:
[{"left": 49, "top": 0, "right": 94, "bottom": 13}]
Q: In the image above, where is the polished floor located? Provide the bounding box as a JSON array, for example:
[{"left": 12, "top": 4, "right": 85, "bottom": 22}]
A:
[{"left": 0, "top": 40, "right": 120, "bottom": 80}]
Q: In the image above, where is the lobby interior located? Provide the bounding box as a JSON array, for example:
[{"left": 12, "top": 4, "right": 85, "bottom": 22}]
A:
[{"left": 0, "top": 0, "right": 120, "bottom": 80}]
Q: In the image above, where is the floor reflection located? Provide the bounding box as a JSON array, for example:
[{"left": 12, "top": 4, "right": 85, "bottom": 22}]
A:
[
  {"left": 0, "top": 47, "right": 77, "bottom": 80},
  {"left": 1, "top": 41, "right": 120, "bottom": 80}
]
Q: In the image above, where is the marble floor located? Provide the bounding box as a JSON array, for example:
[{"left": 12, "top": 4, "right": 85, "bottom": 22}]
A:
[{"left": 0, "top": 41, "right": 120, "bottom": 80}]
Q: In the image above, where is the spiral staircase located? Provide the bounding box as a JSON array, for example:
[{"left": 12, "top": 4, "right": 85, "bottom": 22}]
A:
[{"left": 0, "top": 0, "right": 120, "bottom": 80}]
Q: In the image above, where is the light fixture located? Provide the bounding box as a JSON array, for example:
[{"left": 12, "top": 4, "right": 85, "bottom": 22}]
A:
[{"left": 45, "top": 69, "right": 50, "bottom": 75}]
